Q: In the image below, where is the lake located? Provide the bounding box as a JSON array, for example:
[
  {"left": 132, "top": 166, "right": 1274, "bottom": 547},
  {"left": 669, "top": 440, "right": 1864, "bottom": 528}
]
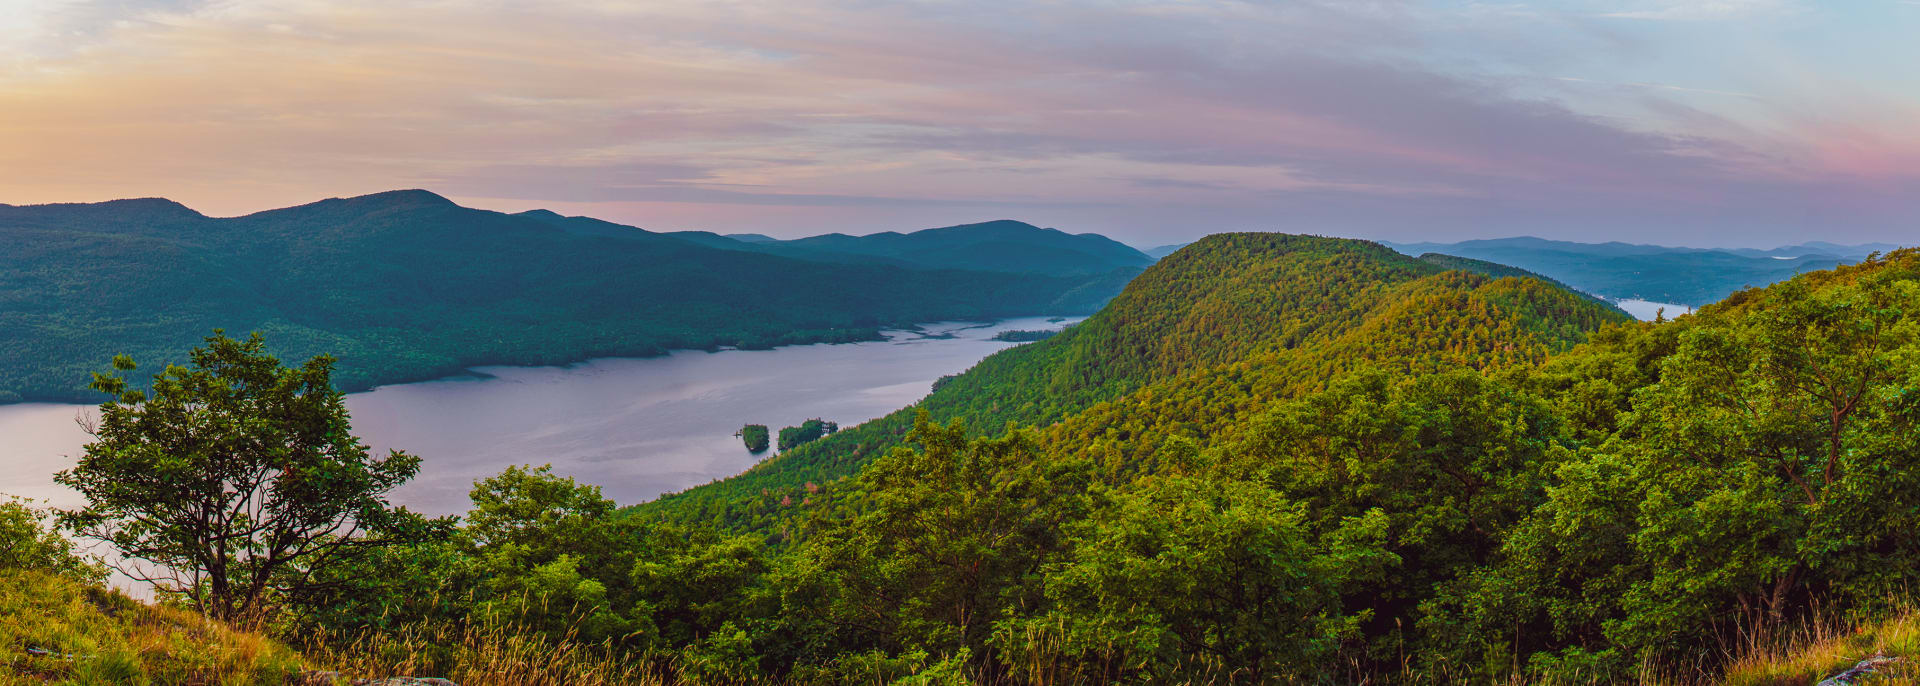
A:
[
  {"left": 0, "top": 316, "right": 1079, "bottom": 516},
  {"left": 1614, "top": 299, "right": 1695, "bottom": 321}
]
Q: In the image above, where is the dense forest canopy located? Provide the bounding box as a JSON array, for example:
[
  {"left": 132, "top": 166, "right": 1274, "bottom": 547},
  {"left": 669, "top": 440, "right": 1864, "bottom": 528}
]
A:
[{"left": 0, "top": 191, "right": 1136, "bottom": 403}]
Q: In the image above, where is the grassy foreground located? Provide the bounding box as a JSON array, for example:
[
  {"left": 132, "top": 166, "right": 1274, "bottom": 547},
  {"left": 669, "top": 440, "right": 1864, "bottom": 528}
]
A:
[
  {"left": 0, "top": 569, "right": 672, "bottom": 686},
  {"left": 1722, "top": 608, "right": 1920, "bottom": 686},
  {"left": 0, "top": 570, "right": 303, "bottom": 685}
]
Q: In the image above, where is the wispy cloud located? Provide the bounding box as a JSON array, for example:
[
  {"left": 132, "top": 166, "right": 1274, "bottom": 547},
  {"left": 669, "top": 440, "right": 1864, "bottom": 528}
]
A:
[
  {"left": 1553, "top": 76, "right": 1763, "bottom": 99},
  {"left": 0, "top": 0, "right": 1913, "bottom": 246},
  {"left": 1593, "top": 0, "right": 1798, "bottom": 20}
]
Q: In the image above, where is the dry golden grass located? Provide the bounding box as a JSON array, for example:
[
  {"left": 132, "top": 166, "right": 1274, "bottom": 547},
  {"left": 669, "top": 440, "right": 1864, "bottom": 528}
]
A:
[
  {"left": 1721, "top": 607, "right": 1920, "bottom": 686},
  {"left": 298, "top": 618, "right": 667, "bottom": 686},
  {"left": 0, "top": 569, "right": 306, "bottom": 685}
]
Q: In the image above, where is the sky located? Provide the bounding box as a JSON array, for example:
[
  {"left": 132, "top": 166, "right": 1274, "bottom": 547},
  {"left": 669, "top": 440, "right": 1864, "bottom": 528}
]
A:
[{"left": 0, "top": 0, "right": 1915, "bottom": 247}]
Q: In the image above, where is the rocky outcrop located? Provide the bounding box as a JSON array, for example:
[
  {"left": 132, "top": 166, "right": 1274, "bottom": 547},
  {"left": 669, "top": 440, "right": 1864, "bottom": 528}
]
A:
[
  {"left": 1817, "top": 655, "right": 1901, "bottom": 686},
  {"left": 298, "top": 671, "right": 459, "bottom": 686}
]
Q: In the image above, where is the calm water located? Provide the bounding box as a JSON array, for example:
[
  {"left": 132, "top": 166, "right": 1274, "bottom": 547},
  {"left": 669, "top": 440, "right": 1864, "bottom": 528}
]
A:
[
  {"left": 0, "top": 317, "right": 1078, "bottom": 515},
  {"left": 1614, "top": 299, "right": 1694, "bottom": 321}
]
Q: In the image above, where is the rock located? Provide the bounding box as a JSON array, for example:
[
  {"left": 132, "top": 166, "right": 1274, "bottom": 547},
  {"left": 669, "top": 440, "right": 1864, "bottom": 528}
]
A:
[
  {"left": 1817, "top": 655, "right": 1901, "bottom": 686},
  {"left": 295, "top": 671, "right": 459, "bottom": 686}
]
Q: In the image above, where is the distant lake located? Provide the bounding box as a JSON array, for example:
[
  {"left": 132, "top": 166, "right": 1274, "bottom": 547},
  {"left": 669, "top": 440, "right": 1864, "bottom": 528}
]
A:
[
  {"left": 0, "top": 317, "right": 1080, "bottom": 516},
  {"left": 1614, "top": 299, "right": 1695, "bottom": 321}
]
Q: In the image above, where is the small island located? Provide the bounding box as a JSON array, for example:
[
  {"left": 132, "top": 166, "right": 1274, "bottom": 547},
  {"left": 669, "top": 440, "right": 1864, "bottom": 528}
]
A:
[
  {"left": 738, "top": 424, "right": 770, "bottom": 453},
  {"left": 777, "top": 418, "right": 839, "bottom": 451},
  {"left": 991, "top": 329, "right": 1058, "bottom": 342}
]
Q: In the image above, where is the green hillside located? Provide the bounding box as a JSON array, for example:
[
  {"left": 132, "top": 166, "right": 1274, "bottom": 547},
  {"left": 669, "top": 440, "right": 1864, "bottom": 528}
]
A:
[
  {"left": 0, "top": 191, "right": 1131, "bottom": 403},
  {"left": 642, "top": 234, "right": 1631, "bottom": 533},
  {"left": 608, "top": 240, "right": 1918, "bottom": 682}
]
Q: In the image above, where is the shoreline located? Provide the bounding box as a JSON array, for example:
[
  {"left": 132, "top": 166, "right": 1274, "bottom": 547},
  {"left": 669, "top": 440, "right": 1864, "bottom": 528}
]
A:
[{"left": 0, "top": 314, "right": 1080, "bottom": 407}]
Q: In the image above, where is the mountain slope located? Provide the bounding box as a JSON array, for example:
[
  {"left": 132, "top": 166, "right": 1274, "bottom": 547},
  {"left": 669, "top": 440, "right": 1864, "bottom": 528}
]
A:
[
  {"left": 642, "top": 233, "right": 1631, "bottom": 529},
  {"left": 630, "top": 243, "right": 1920, "bottom": 683},
  {"left": 0, "top": 191, "right": 1130, "bottom": 403},
  {"left": 0, "top": 570, "right": 307, "bottom": 683}
]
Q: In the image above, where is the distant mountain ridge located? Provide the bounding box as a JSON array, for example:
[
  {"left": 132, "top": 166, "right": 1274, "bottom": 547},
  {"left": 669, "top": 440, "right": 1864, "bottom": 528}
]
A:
[
  {"left": 1141, "top": 242, "right": 1190, "bottom": 259},
  {"left": 666, "top": 219, "right": 1153, "bottom": 275},
  {"left": 1381, "top": 236, "right": 1895, "bottom": 305},
  {"left": 1389, "top": 236, "right": 1893, "bottom": 260},
  {"left": 1413, "top": 252, "right": 1629, "bottom": 317},
  {"left": 495, "top": 212, "right": 1152, "bottom": 276},
  {"left": 0, "top": 190, "right": 1140, "bottom": 403}
]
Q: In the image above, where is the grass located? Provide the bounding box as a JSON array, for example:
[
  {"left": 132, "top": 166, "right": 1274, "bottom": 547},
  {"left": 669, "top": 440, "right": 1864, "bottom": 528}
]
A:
[
  {"left": 1721, "top": 605, "right": 1920, "bottom": 686},
  {"left": 297, "top": 616, "right": 668, "bottom": 686},
  {"left": 0, "top": 569, "right": 305, "bottom": 685},
  {"left": 0, "top": 568, "right": 672, "bottom": 686}
]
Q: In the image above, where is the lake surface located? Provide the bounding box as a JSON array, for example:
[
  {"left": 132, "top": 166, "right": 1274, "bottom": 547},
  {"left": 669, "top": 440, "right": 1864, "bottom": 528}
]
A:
[
  {"left": 1614, "top": 299, "right": 1695, "bottom": 321},
  {"left": 0, "top": 317, "right": 1079, "bottom": 515}
]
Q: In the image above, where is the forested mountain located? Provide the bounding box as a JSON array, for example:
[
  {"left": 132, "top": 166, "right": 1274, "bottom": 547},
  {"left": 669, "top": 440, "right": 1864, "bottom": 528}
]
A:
[
  {"left": 1385, "top": 235, "right": 1871, "bottom": 305},
  {"left": 644, "top": 234, "right": 1632, "bottom": 530},
  {"left": 665, "top": 219, "right": 1153, "bottom": 275},
  {"left": 0, "top": 191, "right": 1133, "bottom": 403},
  {"left": 604, "top": 239, "right": 1917, "bottom": 682}
]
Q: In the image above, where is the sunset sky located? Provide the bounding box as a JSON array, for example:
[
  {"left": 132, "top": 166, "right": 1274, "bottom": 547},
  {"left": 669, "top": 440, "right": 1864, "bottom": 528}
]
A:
[{"left": 2, "top": 0, "right": 1915, "bottom": 246}]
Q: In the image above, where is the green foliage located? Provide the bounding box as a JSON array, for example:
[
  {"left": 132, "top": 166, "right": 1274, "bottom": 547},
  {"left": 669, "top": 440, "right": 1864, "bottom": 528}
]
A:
[
  {"left": 461, "top": 465, "right": 642, "bottom": 644},
  {"left": 0, "top": 498, "right": 103, "bottom": 581},
  {"left": 1430, "top": 251, "right": 1920, "bottom": 679},
  {"left": 740, "top": 424, "right": 770, "bottom": 453},
  {"left": 54, "top": 331, "right": 429, "bottom": 623},
  {"left": 769, "top": 414, "right": 1092, "bottom": 677},
  {"left": 996, "top": 476, "right": 1394, "bottom": 683}
]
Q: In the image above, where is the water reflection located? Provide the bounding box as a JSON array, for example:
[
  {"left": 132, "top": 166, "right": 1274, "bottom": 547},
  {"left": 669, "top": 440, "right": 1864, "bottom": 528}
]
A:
[{"left": 0, "top": 317, "right": 1079, "bottom": 515}]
